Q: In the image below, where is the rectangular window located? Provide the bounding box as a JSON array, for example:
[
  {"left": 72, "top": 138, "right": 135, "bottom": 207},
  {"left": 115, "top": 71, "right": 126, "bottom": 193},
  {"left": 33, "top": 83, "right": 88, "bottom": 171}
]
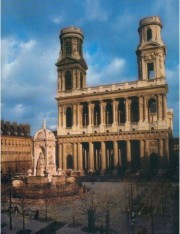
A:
[{"left": 147, "top": 63, "right": 154, "bottom": 79}]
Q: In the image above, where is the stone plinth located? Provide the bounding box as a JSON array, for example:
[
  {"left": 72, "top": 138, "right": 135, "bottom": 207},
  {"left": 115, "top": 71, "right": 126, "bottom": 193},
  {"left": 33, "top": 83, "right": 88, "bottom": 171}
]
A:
[
  {"left": 51, "top": 175, "right": 66, "bottom": 186},
  {"left": 27, "top": 176, "right": 49, "bottom": 185}
]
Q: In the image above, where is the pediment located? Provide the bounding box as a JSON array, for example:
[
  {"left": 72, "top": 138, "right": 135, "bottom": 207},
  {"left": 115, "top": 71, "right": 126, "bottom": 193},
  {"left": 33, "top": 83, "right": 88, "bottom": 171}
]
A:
[{"left": 56, "top": 57, "right": 88, "bottom": 69}]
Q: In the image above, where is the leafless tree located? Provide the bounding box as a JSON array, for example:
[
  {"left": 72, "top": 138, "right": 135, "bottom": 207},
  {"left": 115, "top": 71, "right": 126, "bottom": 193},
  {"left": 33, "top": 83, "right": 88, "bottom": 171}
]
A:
[
  {"left": 17, "top": 186, "right": 30, "bottom": 232},
  {"left": 100, "top": 189, "right": 121, "bottom": 233},
  {"left": 65, "top": 196, "right": 80, "bottom": 227},
  {"left": 80, "top": 190, "right": 101, "bottom": 232},
  {"left": 42, "top": 186, "right": 54, "bottom": 221}
]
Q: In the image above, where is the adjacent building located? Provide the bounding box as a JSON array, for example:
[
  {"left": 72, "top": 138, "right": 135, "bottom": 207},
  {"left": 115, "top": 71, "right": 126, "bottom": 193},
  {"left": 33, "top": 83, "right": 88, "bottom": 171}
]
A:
[
  {"left": 1, "top": 120, "right": 33, "bottom": 175},
  {"left": 55, "top": 16, "right": 173, "bottom": 173}
]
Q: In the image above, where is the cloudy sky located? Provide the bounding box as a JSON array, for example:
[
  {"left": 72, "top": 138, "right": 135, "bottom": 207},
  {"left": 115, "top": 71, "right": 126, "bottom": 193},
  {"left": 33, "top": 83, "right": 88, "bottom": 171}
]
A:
[{"left": 1, "top": 0, "right": 179, "bottom": 136}]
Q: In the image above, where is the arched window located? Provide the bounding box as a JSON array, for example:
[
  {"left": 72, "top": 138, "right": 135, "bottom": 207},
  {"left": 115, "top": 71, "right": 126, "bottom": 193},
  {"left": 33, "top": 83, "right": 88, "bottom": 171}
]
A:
[
  {"left": 148, "top": 99, "right": 157, "bottom": 122},
  {"left": 80, "top": 73, "right": 83, "bottom": 88},
  {"left": 147, "top": 63, "right": 154, "bottom": 79},
  {"left": 147, "top": 28, "right": 152, "bottom": 41},
  {"left": 94, "top": 104, "right": 100, "bottom": 126},
  {"left": 66, "top": 107, "right": 73, "bottom": 128},
  {"left": 65, "top": 39, "right": 71, "bottom": 55},
  {"left": 149, "top": 99, "right": 157, "bottom": 113},
  {"left": 65, "top": 70, "right": 72, "bottom": 90},
  {"left": 118, "top": 101, "right": 125, "bottom": 124},
  {"left": 105, "top": 102, "right": 113, "bottom": 125},
  {"left": 82, "top": 105, "right": 89, "bottom": 127},
  {"left": 131, "top": 100, "right": 139, "bottom": 122}
]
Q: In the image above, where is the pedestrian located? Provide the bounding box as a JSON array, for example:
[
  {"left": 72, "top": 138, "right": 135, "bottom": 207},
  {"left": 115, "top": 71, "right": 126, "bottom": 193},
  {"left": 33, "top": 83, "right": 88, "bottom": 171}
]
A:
[
  {"left": 14, "top": 206, "right": 19, "bottom": 214},
  {"left": 34, "top": 209, "right": 39, "bottom": 220}
]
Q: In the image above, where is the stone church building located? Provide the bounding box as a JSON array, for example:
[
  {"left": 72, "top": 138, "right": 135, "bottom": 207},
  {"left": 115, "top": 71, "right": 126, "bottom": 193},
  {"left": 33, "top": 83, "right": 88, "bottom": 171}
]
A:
[{"left": 55, "top": 16, "right": 173, "bottom": 174}]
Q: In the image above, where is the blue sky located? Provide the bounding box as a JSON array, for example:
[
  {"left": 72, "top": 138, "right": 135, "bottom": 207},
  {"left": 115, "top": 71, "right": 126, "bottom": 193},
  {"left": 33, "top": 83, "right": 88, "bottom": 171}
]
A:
[{"left": 1, "top": 0, "right": 179, "bottom": 136}]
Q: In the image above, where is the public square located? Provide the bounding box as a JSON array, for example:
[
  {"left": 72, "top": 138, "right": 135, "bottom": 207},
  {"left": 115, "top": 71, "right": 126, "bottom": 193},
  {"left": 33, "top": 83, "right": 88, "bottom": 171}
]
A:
[{"left": 1, "top": 180, "right": 178, "bottom": 234}]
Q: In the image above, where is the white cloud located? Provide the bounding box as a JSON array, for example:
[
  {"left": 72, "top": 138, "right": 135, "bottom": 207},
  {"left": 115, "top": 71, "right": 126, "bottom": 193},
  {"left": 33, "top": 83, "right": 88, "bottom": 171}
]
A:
[
  {"left": 1, "top": 36, "right": 58, "bottom": 134},
  {"left": 2, "top": 38, "right": 36, "bottom": 80},
  {"left": 87, "top": 57, "right": 126, "bottom": 86},
  {"left": 13, "top": 104, "right": 26, "bottom": 116},
  {"left": 52, "top": 16, "right": 63, "bottom": 24}
]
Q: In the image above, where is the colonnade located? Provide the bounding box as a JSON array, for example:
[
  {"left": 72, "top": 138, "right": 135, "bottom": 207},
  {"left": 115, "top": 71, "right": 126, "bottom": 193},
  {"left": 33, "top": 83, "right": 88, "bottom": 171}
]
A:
[
  {"left": 58, "top": 94, "right": 167, "bottom": 129},
  {"left": 58, "top": 138, "right": 169, "bottom": 172}
]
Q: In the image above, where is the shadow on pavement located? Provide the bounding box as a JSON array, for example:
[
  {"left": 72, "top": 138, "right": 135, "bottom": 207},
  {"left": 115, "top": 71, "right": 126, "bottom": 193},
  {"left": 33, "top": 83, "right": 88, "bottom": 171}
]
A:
[{"left": 35, "top": 221, "right": 66, "bottom": 234}]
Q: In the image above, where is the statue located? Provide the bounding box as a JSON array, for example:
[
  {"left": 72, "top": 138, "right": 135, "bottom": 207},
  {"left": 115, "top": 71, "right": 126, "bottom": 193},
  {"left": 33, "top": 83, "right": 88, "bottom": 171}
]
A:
[{"left": 36, "top": 153, "right": 45, "bottom": 176}]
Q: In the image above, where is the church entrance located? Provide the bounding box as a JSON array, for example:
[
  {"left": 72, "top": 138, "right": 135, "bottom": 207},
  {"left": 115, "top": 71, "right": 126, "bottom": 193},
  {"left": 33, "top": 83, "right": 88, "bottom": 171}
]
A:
[
  {"left": 150, "top": 153, "right": 158, "bottom": 171},
  {"left": 67, "top": 155, "right": 73, "bottom": 169}
]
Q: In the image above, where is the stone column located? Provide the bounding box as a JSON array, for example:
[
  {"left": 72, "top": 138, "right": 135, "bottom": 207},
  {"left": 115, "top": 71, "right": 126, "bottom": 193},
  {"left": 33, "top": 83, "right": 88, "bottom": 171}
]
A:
[
  {"left": 126, "top": 140, "right": 131, "bottom": 164},
  {"left": 164, "top": 138, "right": 169, "bottom": 161},
  {"left": 113, "top": 100, "right": 118, "bottom": 125},
  {"left": 89, "top": 142, "right": 94, "bottom": 170},
  {"left": 163, "top": 94, "right": 167, "bottom": 120},
  {"left": 159, "top": 139, "right": 163, "bottom": 157},
  {"left": 76, "top": 104, "right": 79, "bottom": 127},
  {"left": 100, "top": 101, "right": 105, "bottom": 125},
  {"left": 139, "top": 96, "right": 143, "bottom": 122},
  {"left": 73, "top": 104, "right": 77, "bottom": 128},
  {"left": 58, "top": 143, "right": 63, "bottom": 169},
  {"left": 101, "top": 142, "right": 106, "bottom": 170},
  {"left": 88, "top": 102, "right": 92, "bottom": 127},
  {"left": 78, "top": 143, "right": 83, "bottom": 171},
  {"left": 140, "top": 140, "right": 144, "bottom": 158},
  {"left": 158, "top": 95, "right": 163, "bottom": 121},
  {"left": 73, "top": 143, "right": 77, "bottom": 170},
  {"left": 78, "top": 105, "right": 83, "bottom": 127},
  {"left": 58, "top": 106, "right": 60, "bottom": 128},
  {"left": 84, "top": 148, "right": 88, "bottom": 170},
  {"left": 144, "top": 97, "right": 148, "bottom": 121},
  {"left": 113, "top": 141, "right": 119, "bottom": 166},
  {"left": 59, "top": 106, "right": 63, "bottom": 128},
  {"left": 73, "top": 68, "right": 76, "bottom": 89},
  {"left": 62, "top": 144, "right": 66, "bottom": 169},
  {"left": 91, "top": 104, "right": 95, "bottom": 126},
  {"left": 125, "top": 98, "right": 129, "bottom": 123},
  {"left": 63, "top": 106, "right": 66, "bottom": 128},
  {"left": 62, "top": 76, "right": 65, "bottom": 91},
  {"left": 159, "top": 139, "right": 164, "bottom": 168}
]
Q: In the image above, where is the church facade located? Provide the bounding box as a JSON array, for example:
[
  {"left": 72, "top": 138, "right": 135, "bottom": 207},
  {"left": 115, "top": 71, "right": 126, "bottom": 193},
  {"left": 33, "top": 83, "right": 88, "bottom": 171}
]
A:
[{"left": 55, "top": 16, "right": 173, "bottom": 174}]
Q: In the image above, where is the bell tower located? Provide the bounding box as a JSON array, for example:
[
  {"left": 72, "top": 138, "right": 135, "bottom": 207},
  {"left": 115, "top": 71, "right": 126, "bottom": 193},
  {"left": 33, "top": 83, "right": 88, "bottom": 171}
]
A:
[
  {"left": 56, "top": 27, "right": 88, "bottom": 92},
  {"left": 136, "top": 16, "right": 166, "bottom": 81}
]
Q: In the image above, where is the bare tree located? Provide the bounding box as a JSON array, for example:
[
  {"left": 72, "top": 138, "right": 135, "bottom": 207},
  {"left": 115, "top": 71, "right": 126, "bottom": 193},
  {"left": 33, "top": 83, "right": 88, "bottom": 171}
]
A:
[
  {"left": 80, "top": 190, "right": 101, "bottom": 232},
  {"left": 65, "top": 196, "right": 80, "bottom": 227},
  {"left": 17, "top": 186, "right": 30, "bottom": 232},
  {"left": 100, "top": 190, "right": 120, "bottom": 233},
  {"left": 1, "top": 183, "right": 9, "bottom": 212},
  {"left": 42, "top": 186, "right": 54, "bottom": 221}
]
